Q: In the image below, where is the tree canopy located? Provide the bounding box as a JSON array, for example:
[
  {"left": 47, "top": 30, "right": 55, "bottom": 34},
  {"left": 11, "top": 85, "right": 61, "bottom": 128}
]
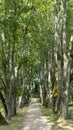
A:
[{"left": 0, "top": 0, "right": 73, "bottom": 124}]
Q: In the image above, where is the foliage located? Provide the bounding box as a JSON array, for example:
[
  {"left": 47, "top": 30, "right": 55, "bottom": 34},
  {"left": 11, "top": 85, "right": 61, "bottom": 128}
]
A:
[{"left": 0, "top": 0, "right": 73, "bottom": 122}]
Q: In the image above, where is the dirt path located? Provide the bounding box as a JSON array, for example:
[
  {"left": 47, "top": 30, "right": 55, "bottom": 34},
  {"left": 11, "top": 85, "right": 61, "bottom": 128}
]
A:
[{"left": 21, "top": 98, "right": 53, "bottom": 130}]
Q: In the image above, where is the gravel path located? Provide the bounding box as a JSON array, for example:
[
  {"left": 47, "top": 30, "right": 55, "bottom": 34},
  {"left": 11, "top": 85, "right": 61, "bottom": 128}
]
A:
[{"left": 21, "top": 98, "right": 53, "bottom": 130}]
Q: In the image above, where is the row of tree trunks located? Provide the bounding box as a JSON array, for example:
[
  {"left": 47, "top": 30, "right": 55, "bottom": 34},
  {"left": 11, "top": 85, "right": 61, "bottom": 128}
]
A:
[
  {"left": 54, "top": 0, "right": 71, "bottom": 119},
  {"left": 0, "top": 2, "right": 17, "bottom": 120}
]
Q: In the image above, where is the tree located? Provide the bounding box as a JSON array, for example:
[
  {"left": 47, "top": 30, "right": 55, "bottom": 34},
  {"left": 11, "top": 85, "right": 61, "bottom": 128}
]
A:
[
  {"left": 0, "top": 112, "right": 8, "bottom": 125},
  {"left": 54, "top": 0, "right": 73, "bottom": 119},
  {"left": 0, "top": 0, "right": 73, "bottom": 122}
]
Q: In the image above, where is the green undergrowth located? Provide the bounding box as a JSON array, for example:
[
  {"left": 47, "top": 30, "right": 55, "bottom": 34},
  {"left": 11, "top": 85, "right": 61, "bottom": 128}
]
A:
[
  {"left": 0, "top": 106, "right": 28, "bottom": 130},
  {"left": 39, "top": 103, "right": 73, "bottom": 130}
]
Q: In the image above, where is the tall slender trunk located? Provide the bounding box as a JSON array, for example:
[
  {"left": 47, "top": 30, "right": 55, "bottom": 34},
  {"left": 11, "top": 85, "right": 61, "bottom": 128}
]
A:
[
  {"left": 39, "top": 62, "right": 44, "bottom": 105},
  {"left": 10, "top": 4, "right": 17, "bottom": 116},
  {"left": 61, "top": 0, "right": 70, "bottom": 119},
  {"left": 47, "top": 50, "right": 52, "bottom": 107},
  {"left": 54, "top": 0, "right": 62, "bottom": 113},
  {"left": 54, "top": 0, "right": 71, "bottom": 119}
]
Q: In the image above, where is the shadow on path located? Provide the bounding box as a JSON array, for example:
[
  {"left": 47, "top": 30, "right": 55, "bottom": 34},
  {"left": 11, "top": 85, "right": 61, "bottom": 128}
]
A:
[{"left": 21, "top": 98, "right": 53, "bottom": 130}]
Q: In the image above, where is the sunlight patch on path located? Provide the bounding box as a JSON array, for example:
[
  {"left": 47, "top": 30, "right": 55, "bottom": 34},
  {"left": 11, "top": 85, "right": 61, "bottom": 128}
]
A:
[{"left": 21, "top": 98, "right": 53, "bottom": 130}]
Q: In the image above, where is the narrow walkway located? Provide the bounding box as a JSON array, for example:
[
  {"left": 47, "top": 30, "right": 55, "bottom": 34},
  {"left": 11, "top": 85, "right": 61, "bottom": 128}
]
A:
[{"left": 21, "top": 98, "right": 53, "bottom": 130}]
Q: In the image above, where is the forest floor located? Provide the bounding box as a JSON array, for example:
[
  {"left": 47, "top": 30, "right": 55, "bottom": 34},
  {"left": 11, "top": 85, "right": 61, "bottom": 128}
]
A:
[
  {"left": 20, "top": 98, "right": 73, "bottom": 130},
  {"left": 0, "top": 98, "right": 73, "bottom": 130},
  {"left": 20, "top": 98, "right": 53, "bottom": 130}
]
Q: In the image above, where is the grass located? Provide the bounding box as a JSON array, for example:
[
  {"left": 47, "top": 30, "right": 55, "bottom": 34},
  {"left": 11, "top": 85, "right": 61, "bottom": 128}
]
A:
[
  {"left": 0, "top": 100, "right": 73, "bottom": 130},
  {"left": 39, "top": 103, "right": 73, "bottom": 130},
  {"left": 0, "top": 105, "right": 28, "bottom": 130}
]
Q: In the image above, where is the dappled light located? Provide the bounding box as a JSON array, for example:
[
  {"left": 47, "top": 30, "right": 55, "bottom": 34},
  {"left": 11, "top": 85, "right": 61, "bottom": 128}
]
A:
[
  {"left": 0, "top": 0, "right": 73, "bottom": 130},
  {"left": 20, "top": 98, "right": 73, "bottom": 130},
  {"left": 21, "top": 99, "right": 53, "bottom": 130},
  {"left": 40, "top": 103, "right": 73, "bottom": 130}
]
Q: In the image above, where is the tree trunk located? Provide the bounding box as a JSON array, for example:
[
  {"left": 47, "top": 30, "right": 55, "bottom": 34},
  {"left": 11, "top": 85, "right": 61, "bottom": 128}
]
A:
[
  {"left": 0, "top": 91, "right": 8, "bottom": 116},
  {"left": 6, "top": 93, "right": 12, "bottom": 120},
  {"left": 39, "top": 82, "right": 43, "bottom": 105},
  {"left": 61, "top": 96, "right": 68, "bottom": 119},
  {"left": 39, "top": 61, "right": 47, "bottom": 106},
  {"left": 0, "top": 112, "right": 8, "bottom": 125},
  {"left": 61, "top": 0, "right": 70, "bottom": 119},
  {"left": 54, "top": 0, "right": 71, "bottom": 119},
  {"left": 18, "top": 79, "right": 29, "bottom": 108},
  {"left": 54, "top": 0, "right": 62, "bottom": 113},
  {"left": 11, "top": 88, "right": 16, "bottom": 116}
]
